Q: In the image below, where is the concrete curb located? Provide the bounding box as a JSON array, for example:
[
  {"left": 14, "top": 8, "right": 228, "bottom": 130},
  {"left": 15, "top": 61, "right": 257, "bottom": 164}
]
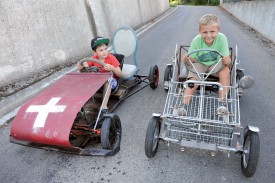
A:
[
  {"left": 0, "top": 6, "right": 178, "bottom": 127},
  {"left": 0, "top": 66, "right": 77, "bottom": 126}
]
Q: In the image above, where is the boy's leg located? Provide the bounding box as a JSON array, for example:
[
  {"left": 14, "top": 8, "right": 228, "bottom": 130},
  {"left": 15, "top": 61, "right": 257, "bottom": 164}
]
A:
[
  {"left": 182, "top": 78, "right": 199, "bottom": 105},
  {"left": 102, "top": 81, "right": 111, "bottom": 109},
  {"left": 176, "top": 63, "right": 205, "bottom": 116},
  {"left": 176, "top": 78, "right": 198, "bottom": 116},
  {"left": 217, "top": 66, "right": 230, "bottom": 99},
  {"left": 182, "top": 63, "right": 207, "bottom": 105},
  {"left": 216, "top": 66, "right": 230, "bottom": 122}
]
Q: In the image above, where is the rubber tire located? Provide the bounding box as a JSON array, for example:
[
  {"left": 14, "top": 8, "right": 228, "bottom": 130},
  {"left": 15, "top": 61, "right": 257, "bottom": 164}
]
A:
[
  {"left": 241, "top": 131, "right": 260, "bottom": 177},
  {"left": 149, "top": 65, "right": 159, "bottom": 89},
  {"left": 236, "top": 69, "right": 245, "bottom": 81},
  {"left": 101, "top": 114, "right": 122, "bottom": 150},
  {"left": 163, "top": 65, "right": 173, "bottom": 92},
  {"left": 236, "top": 69, "right": 245, "bottom": 98},
  {"left": 145, "top": 117, "right": 160, "bottom": 158}
]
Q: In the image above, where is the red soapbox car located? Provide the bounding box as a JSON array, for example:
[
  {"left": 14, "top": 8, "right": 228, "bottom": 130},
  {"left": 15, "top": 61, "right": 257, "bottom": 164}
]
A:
[{"left": 10, "top": 26, "right": 159, "bottom": 156}]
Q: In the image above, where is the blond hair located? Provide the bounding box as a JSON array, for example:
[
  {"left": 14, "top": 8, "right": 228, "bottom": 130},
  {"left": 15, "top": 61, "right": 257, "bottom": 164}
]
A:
[{"left": 199, "top": 14, "right": 220, "bottom": 28}]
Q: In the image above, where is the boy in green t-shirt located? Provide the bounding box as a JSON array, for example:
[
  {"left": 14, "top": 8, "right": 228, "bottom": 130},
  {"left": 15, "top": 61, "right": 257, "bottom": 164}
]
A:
[{"left": 177, "top": 14, "right": 231, "bottom": 116}]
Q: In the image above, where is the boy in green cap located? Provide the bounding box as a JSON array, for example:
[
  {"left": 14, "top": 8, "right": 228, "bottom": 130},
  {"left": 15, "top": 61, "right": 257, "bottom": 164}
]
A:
[{"left": 77, "top": 36, "right": 122, "bottom": 116}]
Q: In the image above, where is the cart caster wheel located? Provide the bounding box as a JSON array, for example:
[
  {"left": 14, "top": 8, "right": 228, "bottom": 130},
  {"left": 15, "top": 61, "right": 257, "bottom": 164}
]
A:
[
  {"left": 163, "top": 65, "right": 173, "bottom": 92},
  {"left": 241, "top": 130, "right": 260, "bottom": 177},
  {"left": 145, "top": 117, "right": 160, "bottom": 158},
  {"left": 149, "top": 65, "right": 159, "bottom": 89},
  {"left": 101, "top": 114, "right": 122, "bottom": 150}
]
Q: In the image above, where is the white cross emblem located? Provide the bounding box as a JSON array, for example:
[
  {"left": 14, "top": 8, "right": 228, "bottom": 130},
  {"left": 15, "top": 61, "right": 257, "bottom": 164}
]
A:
[{"left": 26, "top": 97, "right": 66, "bottom": 128}]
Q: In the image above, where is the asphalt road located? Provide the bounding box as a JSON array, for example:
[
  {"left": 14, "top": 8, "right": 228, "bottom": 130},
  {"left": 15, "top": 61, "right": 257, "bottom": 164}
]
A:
[{"left": 1, "top": 6, "right": 275, "bottom": 183}]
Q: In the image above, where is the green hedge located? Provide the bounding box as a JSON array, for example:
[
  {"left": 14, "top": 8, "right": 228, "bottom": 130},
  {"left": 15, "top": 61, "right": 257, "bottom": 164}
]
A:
[
  {"left": 169, "top": 0, "right": 178, "bottom": 7},
  {"left": 191, "top": 0, "right": 220, "bottom": 5},
  {"left": 171, "top": 0, "right": 220, "bottom": 6}
]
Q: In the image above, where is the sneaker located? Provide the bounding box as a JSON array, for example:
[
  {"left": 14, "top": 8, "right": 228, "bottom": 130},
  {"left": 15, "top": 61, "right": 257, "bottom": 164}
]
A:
[
  {"left": 216, "top": 105, "right": 229, "bottom": 124},
  {"left": 216, "top": 105, "right": 228, "bottom": 115},
  {"left": 99, "top": 108, "right": 108, "bottom": 117},
  {"left": 173, "top": 104, "right": 187, "bottom": 116}
]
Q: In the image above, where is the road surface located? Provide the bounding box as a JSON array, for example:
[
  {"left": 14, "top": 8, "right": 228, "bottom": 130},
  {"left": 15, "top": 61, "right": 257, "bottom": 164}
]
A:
[{"left": 1, "top": 5, "right": 274, "bottom": 183}]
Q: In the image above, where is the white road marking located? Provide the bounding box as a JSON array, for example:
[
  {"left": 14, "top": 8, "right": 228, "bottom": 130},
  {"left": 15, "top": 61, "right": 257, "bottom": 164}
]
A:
[{"left": 26, "top": 97, "right": 66, "bottom": 128}]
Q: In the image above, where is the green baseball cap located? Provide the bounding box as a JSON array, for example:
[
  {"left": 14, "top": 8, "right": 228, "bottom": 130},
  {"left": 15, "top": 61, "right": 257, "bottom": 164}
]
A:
[{"left": 91, "top": 36, "right": 109, "bottom": 50}]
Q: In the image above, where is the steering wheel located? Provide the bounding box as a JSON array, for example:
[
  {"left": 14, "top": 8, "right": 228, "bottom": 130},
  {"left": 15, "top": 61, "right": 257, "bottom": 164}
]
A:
[
  {"left": 78, "top": 57, "right": 106, "bottom": 72},
  {"left": 185, "top": 49, "right": 224, "bottom": 80},
  {"left": 187, "top": 49, "right": 223, "bottom": 61}
]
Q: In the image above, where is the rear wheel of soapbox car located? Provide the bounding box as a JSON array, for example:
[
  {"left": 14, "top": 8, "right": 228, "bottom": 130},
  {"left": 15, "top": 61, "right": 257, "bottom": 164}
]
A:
[
  {"left": 241, "top": 130, "right": 260, "bottom": 177},
  {"left": 145, "top": 117, "right": 160, "bottom": 158},
  {"left": 149, "top": 65, "right": 159, "bottom": 89},
  {"left": 101, "top": 114, "right": 122, "bottom": 150}
]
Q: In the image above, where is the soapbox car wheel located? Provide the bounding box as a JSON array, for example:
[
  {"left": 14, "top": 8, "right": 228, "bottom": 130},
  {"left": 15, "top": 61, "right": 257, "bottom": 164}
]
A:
[
  {"left": 101, "top": 114, "right": 122, "bottom": 150},
  {"left": 241, "top": 130, "right": 260, "bottom": 177},
  {"left": 149, "top": 65, "right": 159, "bottom": 89},
  {"left": 145, "top": 117, "right": 160, "bottom": 158},
  {"left": 163, "top": 65, "right": 173, "bottom": 92}
]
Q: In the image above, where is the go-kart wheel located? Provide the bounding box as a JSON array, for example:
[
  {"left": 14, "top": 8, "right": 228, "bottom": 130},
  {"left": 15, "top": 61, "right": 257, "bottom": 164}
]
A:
[
  {"left": 145, "top": 117, "right": 160, "bottom": 158},
  {"left": 101, "top": 114, "right": 122, "bottom": 150},
  {"left": 236, "top": 69, "right": 245, "bottom": 81},
  {"left": 241, "top": 130, "right": 260, "bottom": 177},
  {"left": 163, "top": 65, "right": 173, "bottom": 92},
  {"left": 236, "top": 69, "right": 246, "bottom": 98},
  {"left": 149, "top": 65, "right": 159, "bottom": 89}
]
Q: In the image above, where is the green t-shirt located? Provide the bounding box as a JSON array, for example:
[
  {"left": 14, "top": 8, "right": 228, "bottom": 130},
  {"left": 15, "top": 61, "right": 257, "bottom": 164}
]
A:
[{"left": 189, "top": 33, "right": 230, "bottom": 66}]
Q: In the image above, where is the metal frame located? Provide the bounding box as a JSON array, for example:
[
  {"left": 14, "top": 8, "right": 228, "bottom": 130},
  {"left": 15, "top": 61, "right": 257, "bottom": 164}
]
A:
[{"left": 160, "top": 45, "right": 243, "bottom": 154}]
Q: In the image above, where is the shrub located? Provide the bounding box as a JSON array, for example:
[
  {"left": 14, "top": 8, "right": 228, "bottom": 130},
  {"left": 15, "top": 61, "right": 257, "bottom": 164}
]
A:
[{"left": 190, "top": 0, "right": 220, "bottom": 5}]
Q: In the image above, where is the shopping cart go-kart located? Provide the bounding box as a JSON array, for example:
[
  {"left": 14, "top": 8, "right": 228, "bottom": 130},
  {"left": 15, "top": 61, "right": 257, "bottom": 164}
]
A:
[
  {"left": 10, "top": 26, "right": 159, "bottom": 157},
  {"left": 145, "top": 45, "right": 259, "bottom": 177}
]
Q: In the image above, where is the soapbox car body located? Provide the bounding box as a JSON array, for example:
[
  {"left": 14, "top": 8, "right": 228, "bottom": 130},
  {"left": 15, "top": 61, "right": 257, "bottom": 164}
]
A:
[{"left": 10, "top": 26, "right": 159, "bottom": 156}]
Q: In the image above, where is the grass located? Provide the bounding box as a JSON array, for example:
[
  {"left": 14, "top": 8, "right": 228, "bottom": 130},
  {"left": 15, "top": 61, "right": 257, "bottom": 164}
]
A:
[
  {"left": 169, "top": 0, "right": 219, "bottom": 6},
  {"left": 169, "top": 1, "right": 178, "bottom": 7}
]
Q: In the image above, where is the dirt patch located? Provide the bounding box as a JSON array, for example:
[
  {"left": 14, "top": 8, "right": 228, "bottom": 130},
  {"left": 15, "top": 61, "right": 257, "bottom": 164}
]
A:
[
  {"left": 0, "top": 62, "right": 76, "bottom": 101},
  {"left": 242, "top": 25, "right": 275, "bottom": 56}
]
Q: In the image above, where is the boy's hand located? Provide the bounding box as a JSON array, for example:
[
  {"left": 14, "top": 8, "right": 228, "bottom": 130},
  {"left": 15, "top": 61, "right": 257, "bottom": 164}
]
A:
[
  {"left": 222, "top": 56, "right": 231, "bottom": 67},
  {"left": 182, "top": 54, "right": 197, "bottom": 65},
  {"left": 182, "top": 54, "right": 188, "bottom": 63},
  {"left": 77, "top": 62, "right": 88, "bottom": 70},
  {"left": 82, "top": 62, "right": 89, "bottom": 67},
  {"left": 104, "top": 64, "right": 115, "bottom": 71}
]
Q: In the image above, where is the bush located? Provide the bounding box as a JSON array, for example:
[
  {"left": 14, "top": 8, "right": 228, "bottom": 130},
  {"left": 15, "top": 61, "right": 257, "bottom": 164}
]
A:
[
  {"left": 210, "top": 0, "right": 220, "bottom": 6},
  {"left": 170, "top": 0, "right": 220, "bottom": 6},
  {"left": 169, "top": 0, "right": 178, "bottom": 7},
  {"left": 189, "top": 0, "right": 220, "bottom": 5}
]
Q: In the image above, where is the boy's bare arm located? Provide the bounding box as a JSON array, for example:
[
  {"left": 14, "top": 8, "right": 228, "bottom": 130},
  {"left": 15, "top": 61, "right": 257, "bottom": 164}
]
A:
[
  {"left": 104, "top": 64, "right": 122, "bottom": 77},
  {"left": 113, "top": 67, "right": 122, "bottom": 77},
  {"left": 222, "top": 56, "right": 231, "bottom": 67}
]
